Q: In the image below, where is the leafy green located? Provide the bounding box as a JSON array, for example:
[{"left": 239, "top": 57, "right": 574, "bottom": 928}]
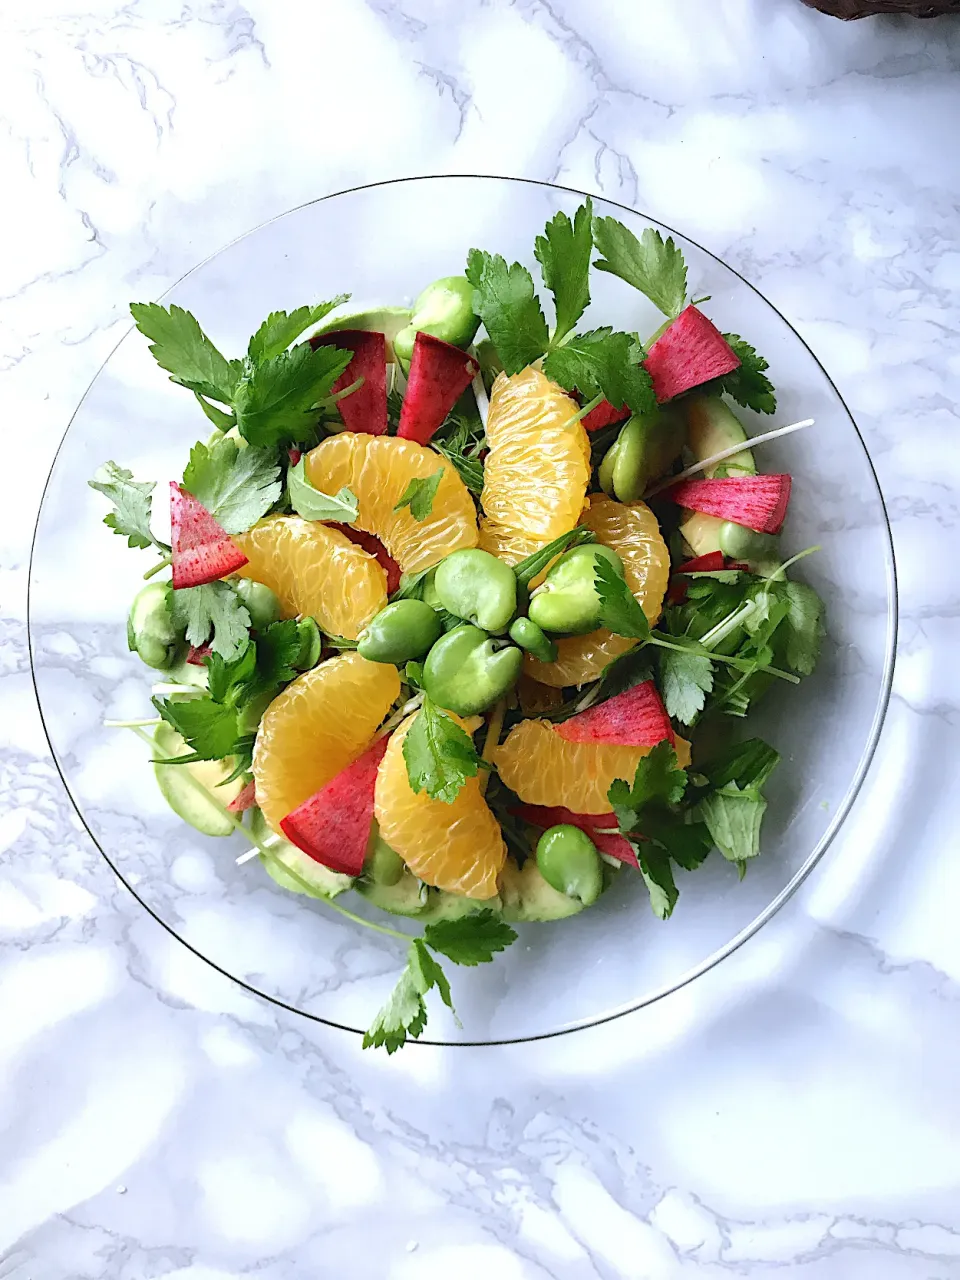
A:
[
  {"left": 247, "top": 296, "right": 349, "bottom": 364},
  {"left": 595, "top": 556, "right": 650, "bottom": 641},
  {"left": 88, "top": 462, "right": 167, "bottom": 552},
  {"left": 130, "top": 302, "right": 242, "bottom": 404},
  {"left": 608, "top": 741, "right": 688, "bottom": 834},
  {"left": 402, "top": 698, "right": 480, "bottom": 803},
  {"left": 636, "top": 843, "right": 679, "bottom": 920},
  {"left": 698, "top": 784, "right": 767, "bottom": 863},
  {"left": 233, "top": 343, "right": 353, "bottom": 448},
  {"left": 592, "top": 219, "right": 688, "bottom": 319},
  {"left": 465, "top": 250, "right": 549, "bottom": 375},
  {"left": 513, "top": 527, "right": 596, "bottom": 591},
  {"left": 194, "top": 393, "right": 236, "bottom": 431},
  {"left": 705, "top": 737, "right": 780, "bottom": 791},
  {"left": 780, "top": 581, "right": 824, "bottom": 676},
  {"left": 169, "top": 581, "right": 251, "bottom": 660},
  {"left": 249, "top": 619, "right": 302, "bottom": 696},
  {"left": 717, "top": 336, "right": 777, "bottom": 415},
  {"left": 204, "top": 639, "right": 257, "bottom": 704},
  {"left": 423, "top": 910, "right": 517, "bottom": 966},
  {"left": 658, "top": 648, "right": 714, "bottom": 725},
  {"left": 534, "top": 197, "right": 593, "bottom": 343},
  {"left": 287, "top": 456, "right": 359, "bottom": 522},
  {"left": 152, "top": 694, "right": 246, "bottom": 763},
  {"left": 543, "top": 328, "right": 656, "bottom": 418},
  {"left": 432, "top": 412, "right": 485, "bottom": 496},
  {"left": 181, "top": 436, "right": 281, "bottom": 534},
  {"left": 393, "top": 469, "right": 443, "bottom": 521}
]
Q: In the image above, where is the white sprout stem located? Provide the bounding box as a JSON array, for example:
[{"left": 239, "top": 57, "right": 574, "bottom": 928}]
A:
[
  {"left": 645, "top": 418, "right": 816, "bottom": 497},
  {"left": 375, "top": 693, "right": 424, "bottom": 741},
  {"left": 151, "top": 682, "right": 204, "bottom": 697},
  {"left": 472, "top": 371, "right": 490, "bottom": 430},
  {"left": 104, "top": 717, "right": 162, "bottom": 729}
]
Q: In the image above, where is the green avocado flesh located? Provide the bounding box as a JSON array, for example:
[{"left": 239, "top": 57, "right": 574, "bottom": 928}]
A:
[
  {"left": 686, "top": 395, "right": 756, "bottom": 477},
  {"left": 310, "top": 305, "right": 413, "bottom": 362},
  {"left": 249, "top": 810, "right": 354, "bottom": 900},
  {"left": 499, "top": 858, "right": 587, "bottom": 922},
  {"left": 153, "top": 722, "right": 244, "bottom": 837}
]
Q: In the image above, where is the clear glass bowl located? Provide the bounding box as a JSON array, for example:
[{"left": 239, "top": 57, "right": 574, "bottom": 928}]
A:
[{"left": 28, "top": 176, "right": 897, "bottom": 1045}]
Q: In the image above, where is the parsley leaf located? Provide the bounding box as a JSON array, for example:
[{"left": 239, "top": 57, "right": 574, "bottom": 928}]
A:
[
  {"left": 247, "top": 296, "right": 350, "bottom": 364},
  {"left": 88, "top": 462, "right": 167, "bottom": 552},
  {"left": 534, "top": 197, "right": 593, "bottom": 344},
  {"left": 780, "top": 581, "right": 824, "bottom": 676},
  {"left": 402, "top": 698, "right": 480, "bottom": 803},
  {"left": 641, "top": 813, "right": 713, "bottom": 871},
  {"left": 716, "top": 336, "right": 777, "bottom": 415},
  {"left": 543, "top": 328, "right": 656, "bottom": 418},
  {"left": 249, "top": 619, "right": 302, "bottom": 697},
  {"left": 394, "top": 469, "right": 443, "bottom": 521},
  {"left": 362, "top": 940, "right": 436, "bottom": 1054},
  {"left": 233, "top": 343, "right": 353, "bottom": 448},
  {"left": 152, "top": 695, "right": 244, "bottom": 762},
  {"left": 130, "top": 302, "right": 241, "bottom": 404},
  {"left": 423, "top": 910, "right": 517, "bottom": 966},
  {"left": 169, "top": 581, "right": 251, "bottom": 660},
  {"left": 698, "top": 783, "right": 767, "bottom": 863},
  {"left": 465, "top": 250, "right": 549, "bottom": 375},
  {"left": 658, "top": 648, "right": 714, "bottom": 725},
  {"left": 595, "top": 556, "right": 650, "bottom": 641},
  {"left": 287, "top": 457, "right": 359, "bottom": 522},
  {"left": 194, "top": 393, "right": 236, "bottom": 432},
  {"left": 636, "top": 843, "right": 679, "bottom": 920},
  {"left": 205, "top": 639, "right": 257, "bottom": 704},
  {"left": 706, "top": 737, "right": 780, "bottom": 791},
  {"left": 608, "top": 741, "right": 688, "bottom": 834},
  {"left": 181, "top": 436, "right": 281, "bottom": 534},
  {"left": 592, "top": 219, "right": 688, "bottom": 320}
]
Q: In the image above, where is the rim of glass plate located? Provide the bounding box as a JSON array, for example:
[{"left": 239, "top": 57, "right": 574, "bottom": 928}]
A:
[{"left": 27, "top": 174, "right": 899, "bottom": 1047}]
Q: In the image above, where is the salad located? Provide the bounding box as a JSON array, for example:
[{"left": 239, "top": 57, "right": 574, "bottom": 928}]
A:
[{"left": 89, "top": 199, "right": 824, "bottom": 1052}]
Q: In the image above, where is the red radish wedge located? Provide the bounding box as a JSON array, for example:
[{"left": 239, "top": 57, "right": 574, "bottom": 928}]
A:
[
  {"left": 666, "top": 474, "right": 792, "bottom": 534},
  {"left": 288, "top": 447, "right": 302, "bottom": 467},
  {"left": 310, "top": 330, "right": 387, "bottom": 436},
  {"left": 329, "top": 523, "right": 402, "bottom": 595},
  {"left": 185, "top": 643, "right": 212, "bottom": 666},
  {"left": 516, "top": 804, "right": 638, "bottom": 868},
  {"left": 674, "top": 552, "right": 726, "bottom": 574},
  {"left": 397, "top": 331, "right": 479, "bottom": 444},
  {"left": 170, "top": 483, "right": 248, "bottom": 589},
  {"left": 644, "top": 306, "right": 740, "bottom": 403},
  {"left": 280, "top": 736, "right": 390, "bottom": 875},
  {"left": 227, "top": 779, "right": 257, "bottom": 812},
  {"left": 556, "top": 681, "right": 674, "bottom": 748},
  {"left": 581, "top": 399, "right": 630, "bottom": 433}
]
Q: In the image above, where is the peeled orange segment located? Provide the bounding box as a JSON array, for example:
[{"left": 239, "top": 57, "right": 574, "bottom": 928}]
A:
[
  {"left": 253, "top": 653, "right": 400, "bottom": 835},
  {"left": 478, "top": 368, "right": 591, "bottom": 565},
  {"left": 304, "top": 433, "right": 478, "bottom": 574},
  {"left": 375, "top": 714, "right": 506, "bottom": 899},
  {"left": 525, "top": 496, "right": 670, "bottom": 688},
  {"left": 234, "top": 516, "right": 387, "bottom": 639},
  {"left": 493, "top": 719, "right": 691, "bottom": 815}
]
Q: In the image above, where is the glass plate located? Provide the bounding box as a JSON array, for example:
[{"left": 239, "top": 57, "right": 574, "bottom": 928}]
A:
[{"left": 28, "top": 176, "right": 897, "bottom": 1045}]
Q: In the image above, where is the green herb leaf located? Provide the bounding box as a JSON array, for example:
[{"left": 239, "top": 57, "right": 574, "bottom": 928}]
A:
[
  {"left": 658, "top": 648, "right": 714, "bottom": 725},
  {"left": 362, "top": 941, "right": 433, "bottom": 1054},
  {"left": 193, "top": 393, "right": 236, "bottom": 432},
  {"left": 287, "top": 456, "right": 359, "bottom": 522},
  {"left": 423, "top": 909, "right": 518, "bottom": 966},
  {"left": 432, "top": 411, "right": 485, "bottom": 496},
  {"left": 465, "top": 250, "right": 549, "bottom": 375},
  {"left": 130, "top": 302, "right": 241, "bottom": 404},
  {"left": 534, "top": 197, "right": 593, "bottom": 344},
  {"left": 641, "top": 813, "right": 713, "bottom": 870},
  {"left": 608, "top": 741, "right": 688, "bottom": 834},
  {"left": 780, "top": 581, "right": 824, "bottom": 676},
  {"left": 636, "top": 842, "right": 679, "bottom": 919},
  {"left": 233, "top": 343, "right": 353, "bottom": 448},
  {"left": 595, "top": 555, "right": 650, "bottom": 641},
  {"left": 402, "top": 698, "right": 480, "bottom": 804},
  {"left": 152, "top": 694, "right": 244, "bottom": 762},
  {"left": 717, "top": 336, "right": 777, "bottom": 415},
  {"left": 205, "top": 639, "right": 256, "bottom": 704},
  {"left": 393, "top": 469, "right": 443, "bottom": 522},
  {"left": 543, "top": 328, "right": 657, "bottom": 418},
  {"left": 181, "top": 436, "right": 281, "bottom": 534},
  {"left": 247, "top": 296, "right": 350, "bottom": 364},
  {"left": 88, "top": 462, "right": 167, "bottom": 552},
  {"left": 169, "top": 581, "right": 251, "bottom": 660},
  {"left": 592, "top": 219, "right": 688, "bottom": 320},
  {"left": 698, "top": 783, "right": 767, "bottom": 862},
  {"left": 705, "top": 737, "right": 780, "bottom": 791},
  {"left": 513, "top": 527, "right": 596, "bottom": 591},
  {"left": 251, "top": 619, "right": 302, "bottom": 696}
]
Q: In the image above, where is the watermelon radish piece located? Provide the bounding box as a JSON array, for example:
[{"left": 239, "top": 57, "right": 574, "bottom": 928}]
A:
[
  {"left": 581, "top": 398, "right": 630, "bottom": 433},
  {"left": 516, "top": 804, "right": 639, "bottom": 869},
  {"left": 329, "top": 523, "right": 402, "bottom": 595},
  {"left": 227, "top": 779, "right": 257, "bottom": 812},
  {"left": 644, "top": 306, "right": 740, "bottom": 403},
  {"left": 185, "top": 643, "right": 212, "bottom": 666},
  {"left": 397, "top": 331, "right": 479, "bottom": 444},
  {"left": 674, "top": 552, "right": 726, "bottom": 574},
  {"left": 666, "top": 474, "right": 792, "bottom": 534},
  {"left": 280, "top": 736, "right": 390, "bottom": 875},
  {"left": 666, "top": 579, "right": 689, "bottom": 607},
  {"left": 288, "top": 447, "right": 302, "bottom": 467},
  {"left": 556, "top": 680, "right": 674, "bottom": 748},
  {"left": 310, "top": 329, "right": 388, "bottom": 436},
  {"left": 170, "top": 483, "right": 248, "bottom": 589}
]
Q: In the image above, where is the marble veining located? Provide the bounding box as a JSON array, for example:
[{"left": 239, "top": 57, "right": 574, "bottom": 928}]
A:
[{"left": 2, "top": 0, "right": 960, "bottom": 1275}]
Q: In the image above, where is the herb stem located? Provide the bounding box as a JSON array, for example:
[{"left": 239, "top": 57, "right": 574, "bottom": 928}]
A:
[
  {"left": 645, "top": 635, "right": 800, "bottom": 685},
  {"left": 143, "top": 554, "right": 172, "bottom": 580},
  {"left": 479, "top": 700, "right": 506, "bottom": 797},
  {"left": 104, "top": 717, "right": 163, "bottom": 729},
  {"left": 325, "top": 376, "right": 364, "bottom": 405},
  {"left": 572, "top": 393, "right": 604, "bottom": 424},
  {"left": 698, "top": 601, "right": 757, "bottom": 651}
]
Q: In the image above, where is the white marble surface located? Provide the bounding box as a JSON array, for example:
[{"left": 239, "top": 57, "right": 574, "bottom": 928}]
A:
[{"left": 2, "top": 0, "right": 959, "bottom": 1275}]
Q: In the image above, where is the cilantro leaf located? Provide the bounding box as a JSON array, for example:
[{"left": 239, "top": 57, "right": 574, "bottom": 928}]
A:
[
  {"left": 205, "top": 639, "right": 256, "bottom": 704},
  {"left": 534, "top": 197, "right": 593, "bottom": 344},
  {"left": 287, "top": 457, "right": 359, "bottom": 522},
  {"left": 233, "top": 343, "right": 353, "bottom": 448},
  {"left": 394, "top": 469, "right": 443, "bottom": 522},
  {"left": 169, "top": 581, "right": 251, "bottom": 660},
  {"left": 88, "top": 462, "right": 167, "bottom": 552},
  {"left": 641, "top": 812, "right": 713, "bottom": 870},
  {"left": 658, "top": 648, "right": 714, "bottom": 725},
  {"left": 247, "top": 296, "right": 350, "bottom": 364},
  {"left": 465, "top": 250, "right": 549, "bottom": 375},
  {"left": 717, "top": 336, "right": 777, "bottom": 415},
  {"left": 402, "top": 698, "right": 480, "bottom": 804},
  {"left": 636, "top": 842, "right": 679, "bottom": 919},
  {"left": 152, "top": 695, "right": 244, "bottom": 762},
  {"left": 592, "top": 219, "right": 688, "bottom": 320},
  {"left": 423, "top": 910, "right": 518, "bottom": 966},
  {"left": 181, "top": 436, "right": 281, "bottom": 535},
  {"left": 595, "top": 556, "right": 650, "bottom": 641},
  {"left": 251, "top": 619, "right": 301, "bottom": 695},
  {"left": 609, "top": 741, "right": 688, "bottom": 833},
  {"left": 780, "top": 581, "right": 824, "bottom": 676},
  {"left": 706, "top": 737, "right": 780, "bottom": 792},
  {"left": 543, "top": 328, "right": 656, "bottom": 418},
  {"left": 363, "top": 938, "right": 457, "bottom": 1054},
  {"left": 698, "top": 783, "right": 767, "bottom": 862},
  {"left": 130, "top": 302, "right": 241, "bottom": 404}
]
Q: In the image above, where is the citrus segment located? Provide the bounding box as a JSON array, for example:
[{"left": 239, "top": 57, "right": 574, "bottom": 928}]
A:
[
  {"left": 304, "top": 433, "right": 478, "bottom": 573},
  {"left": 375, "top": 713, "right": 506, "bottom": 899},
  {"left": 253, "top": 653, "right": 400, "bottom": 835},
  {"left": 234, "top": 516, "right": 387, "bottom": 639},
  {"left": 493, "top": 718, "right": 691, "bottom": 815},
  {"left": 524, "top": 496, "right": 670, "bottom": 687},
  {"left": 478, "top": 368, "right": 591, "bottom": 565}
]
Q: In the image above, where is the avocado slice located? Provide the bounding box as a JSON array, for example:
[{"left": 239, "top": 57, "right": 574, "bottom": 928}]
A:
[
  {"left": 310, "top": 305, "right": 413, "bottom": 363},
  {"left": 248, "top": 809, "right": 354, "bottom": 899},
  {"left": 499, "top": 856, "right": 587, "bottom": 923},
  {"left": 153, "top": 722, "right": 245, "bottom": 837},
  {"left": 419, "top": 888, "right": 501, "bottom": 923},
  {"left": 356, "top": 870, "right": 430, "bottom": 917},
  {"left": 686, "top": 396, "right": 756, "bottom": 478}
]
